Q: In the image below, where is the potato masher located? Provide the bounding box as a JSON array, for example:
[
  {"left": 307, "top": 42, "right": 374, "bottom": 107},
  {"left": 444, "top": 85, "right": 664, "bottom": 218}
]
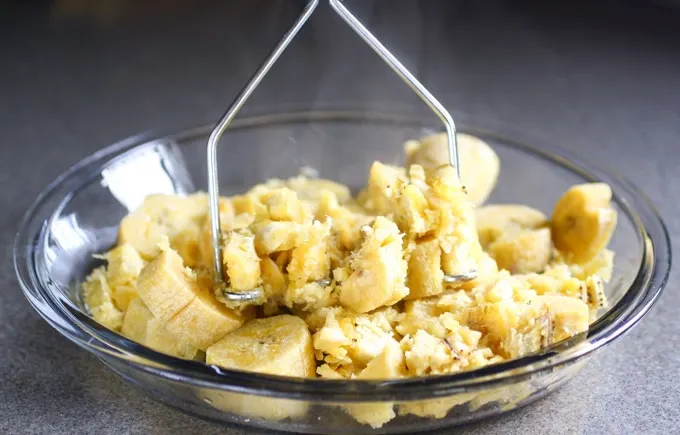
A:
[{"left": 207, "top": 0, "right": 475, "bottom": 302}]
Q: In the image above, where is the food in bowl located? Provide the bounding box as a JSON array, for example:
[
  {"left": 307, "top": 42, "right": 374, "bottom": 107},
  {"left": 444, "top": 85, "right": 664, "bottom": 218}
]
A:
[{"left": 82, "top": 132, "right": 616, "bottom": 427}]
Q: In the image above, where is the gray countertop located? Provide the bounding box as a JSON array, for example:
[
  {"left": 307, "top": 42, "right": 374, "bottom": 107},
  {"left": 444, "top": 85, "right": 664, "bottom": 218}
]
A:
[{"left": 1, "top": 1, "right": 678, "bottom": 434}]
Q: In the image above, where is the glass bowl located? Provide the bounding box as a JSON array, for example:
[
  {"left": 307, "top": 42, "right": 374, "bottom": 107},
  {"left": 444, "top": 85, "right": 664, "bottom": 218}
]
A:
[{"left": 14, "top": 110, "right": 671, "bottom": 434}]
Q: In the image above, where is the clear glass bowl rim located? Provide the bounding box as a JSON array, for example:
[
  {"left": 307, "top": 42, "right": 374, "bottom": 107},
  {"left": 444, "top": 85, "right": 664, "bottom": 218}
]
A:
[{"left": 14, "top": 109, "right": 671, "bottom": 403}]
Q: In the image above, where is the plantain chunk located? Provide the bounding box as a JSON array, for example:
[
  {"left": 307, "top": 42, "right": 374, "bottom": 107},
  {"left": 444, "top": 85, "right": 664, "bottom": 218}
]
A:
[
  {"left": 337, "top": 217, "right": 409, "bottom": 313},
  {"left": 551, "top": 183, "right": 617, "bottom": 264},
  {"left": 404, "top": 132, "right": 500, "bottom": 206},
  {"left": 206, "top": 315, "right": 315, "bottom": 377}
]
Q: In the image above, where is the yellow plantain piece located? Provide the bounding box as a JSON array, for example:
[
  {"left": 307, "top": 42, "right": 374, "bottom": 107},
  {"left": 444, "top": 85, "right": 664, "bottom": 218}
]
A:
[
  {"left": 166, "top": 283, "right": 254, "bottom": 351},
  {"left": 83, "top": 267, "right": 123, "bottom": 331},
  {"left": 398, "top": 392, "right": 477, "bottom": 419},
  {"left": 251, "top": 220, "right": 309, "bottom": 255},
  {"left": 118, "top": 193, "right": 207, "bottom": 260},
  {"left": 260, "top": 187, "right": 310, "bottom": 223},
  {"left": 201, "top": 390, "right": 310, "bottom": 422},
  {"left": 404, "top": 132, "right": 500, "bottom": 206},
  {"left": 121, "top": 298, "right": 198, "bottom": 360},
  {"left": 337, "top": 217, "right": 409, "bottom": 313},
  {"left": 551, "top": 183, "right": 617, "bottom": 264},
  {"left": 475, "top": 204, "right": 548, "bottom": 248},
  {"left": 538, "top": 295, "right": 590, "bottom": 342},
  {"left": 405, "top": 237, "right": 444, "bottom": 300},
  {"left": 356, "top": 162, "right": 406, "bottom": 215},
  {"left": 136, "top": 248, "right": 198, "bottom": 323},
  {"left": 260, "top": 255, "right": 287, "bottom": 303},
  {"left": 286, "top": 176, "right": 352, "bottom": 204},
  {"left": 315, "top": 189, "right": 373, "bottom": 252},
  {"left": 222, "top": 229, "right": 261, "bottom": 291},
  {"left": 465, "top": 293, "right": 589, "bottom": 359},
  {"left": 197, "top": 197, "right": 255, "bottom": 269},
  {"left": 247, "top": 174, "right": 352, "bottom": 205},
  {"left": 427, "top": 164, "right": 485, "bottom": 279},
  {"left": 202, "top": 313, "right": 313, "bottom": 421},
  {"left": 284, "top": 219, "right": 335, "bottom": 311},
  {"left": 487, "top": 227, "right": 552, "bottom": 274},
  {"left": 137, "top": 247, "right": 251, "bottom": 350},
  {"left": 475, "top": 204, "right": 552, "bottom": 274},
  {"left": 342, "top": 342, "right": 405, "bottom": 429},
  {"left": 103, "top": 243, "right": 145, "bottom": 311},
  {"left": 206, "top": 314, "right": 315, "bottom": 377}
]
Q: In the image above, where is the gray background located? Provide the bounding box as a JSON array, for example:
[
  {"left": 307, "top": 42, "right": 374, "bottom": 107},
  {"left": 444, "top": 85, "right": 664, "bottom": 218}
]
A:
[{"left": 1, "top": 1, "right": 678, "bottom": 433}]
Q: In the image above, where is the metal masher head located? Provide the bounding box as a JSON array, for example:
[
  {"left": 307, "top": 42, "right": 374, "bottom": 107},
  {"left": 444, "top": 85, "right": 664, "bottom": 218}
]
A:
[{"left": 207, "top": 0, "right": 476, "bottom": 302}]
